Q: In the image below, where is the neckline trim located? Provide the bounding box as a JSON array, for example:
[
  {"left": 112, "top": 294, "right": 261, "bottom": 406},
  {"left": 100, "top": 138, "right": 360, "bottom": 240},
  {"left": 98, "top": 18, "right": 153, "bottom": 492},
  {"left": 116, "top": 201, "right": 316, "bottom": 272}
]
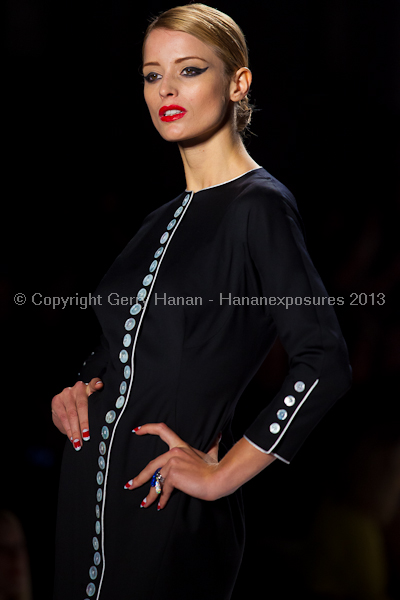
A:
[{"left": 185, "top": 166, "right": 263, "bottom": 194}]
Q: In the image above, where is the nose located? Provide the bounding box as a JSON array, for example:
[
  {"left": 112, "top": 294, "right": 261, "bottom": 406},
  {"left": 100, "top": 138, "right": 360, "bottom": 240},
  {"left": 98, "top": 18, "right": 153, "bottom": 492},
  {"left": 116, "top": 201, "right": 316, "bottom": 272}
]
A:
[{"left": 159, "top": 73, "right": 178, "bottom": 100}]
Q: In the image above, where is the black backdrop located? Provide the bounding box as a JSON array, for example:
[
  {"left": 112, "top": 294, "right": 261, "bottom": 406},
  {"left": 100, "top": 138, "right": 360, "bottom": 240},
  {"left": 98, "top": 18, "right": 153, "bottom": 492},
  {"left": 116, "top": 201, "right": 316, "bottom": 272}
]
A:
[{"left": 3, "top": 1, "right": 400, "bottom": 598}]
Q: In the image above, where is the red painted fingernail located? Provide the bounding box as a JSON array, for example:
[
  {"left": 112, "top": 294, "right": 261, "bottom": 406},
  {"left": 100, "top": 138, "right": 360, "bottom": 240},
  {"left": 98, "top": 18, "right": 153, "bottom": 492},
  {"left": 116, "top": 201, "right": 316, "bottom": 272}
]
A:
[
  {"left": 132, "top": 426, "right": 141, "bottom": 433},
  {"left": 82, "top": 429, "right": 90, "bottom": 441},
  {"left": 124, "top": 480, "right": 133, "bottom": 490},
  {"left": 73, "top": 439, "right": 81, "bottom": 451},
  {"left": 140, "top": 497, "right": 147, "bottom": 508},
  {"left": 157, "top": 501, "right": 161, "bottom": 511}
]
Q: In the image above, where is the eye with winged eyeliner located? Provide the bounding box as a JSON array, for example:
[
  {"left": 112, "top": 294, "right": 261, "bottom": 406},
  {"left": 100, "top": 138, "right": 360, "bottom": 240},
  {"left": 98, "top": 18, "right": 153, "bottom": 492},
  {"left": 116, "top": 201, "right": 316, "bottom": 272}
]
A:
[
  {"left": 143, "top": 66, "right": 209, "bottom": 83},
  {"left": 181, "top": 66, "right": 209, "bottom": 77}
]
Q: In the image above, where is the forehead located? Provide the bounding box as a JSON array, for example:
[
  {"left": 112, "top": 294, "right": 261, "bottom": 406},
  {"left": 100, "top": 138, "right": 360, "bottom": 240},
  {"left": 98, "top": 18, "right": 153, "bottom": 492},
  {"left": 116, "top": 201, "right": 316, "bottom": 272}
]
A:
[{"left": 143, "top": 28, "right": 220, "bottom": 66}]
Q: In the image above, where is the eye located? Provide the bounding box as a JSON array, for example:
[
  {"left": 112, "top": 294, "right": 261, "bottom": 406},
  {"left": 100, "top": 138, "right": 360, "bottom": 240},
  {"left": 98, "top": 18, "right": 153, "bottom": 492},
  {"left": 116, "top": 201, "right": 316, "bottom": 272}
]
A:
[
  {"left": 143, "top": 72, "right": 161, "bottom": 83},
  {"left": 181, "top": 66, "right": 209, "bottom": 77}
]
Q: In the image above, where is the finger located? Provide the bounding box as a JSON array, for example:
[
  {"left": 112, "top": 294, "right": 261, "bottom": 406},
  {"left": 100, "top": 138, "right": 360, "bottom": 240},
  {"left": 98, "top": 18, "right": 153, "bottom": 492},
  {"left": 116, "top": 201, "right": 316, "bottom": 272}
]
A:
[
  {"left": 51, "top": 388, "right": 76, "bottom": 441},
  {"left": 139, "top": 485, "right": 159, "bottom": 509},
  {"left": 140, "top": 465, "right": 171, "bottom": 510},
  {"left": 86, "top": 378, "right": 103, "bottom": 396},
  {"left": 66, "top": 382, "right": 88, "bottom": 450},
  {"left": 124, "top": 452, "right": 170, "bottom": 491},
  {"left": 157, "top": 478, "right": 174, "bottom": 511},
  {"left": 125, "top": 467, "right": 167, "bottom": 509},
  {"left": 75, "top": 382, "right": 91, "bottom": 441},
  {"left": 51, "top": 381, "right": 91, "bottom": 448},
  {"left": 132, "top": 422, "right": 184, "bottom": 449},
  {"left": 51, "top": 403, "right": 71, "bottom": 439}
]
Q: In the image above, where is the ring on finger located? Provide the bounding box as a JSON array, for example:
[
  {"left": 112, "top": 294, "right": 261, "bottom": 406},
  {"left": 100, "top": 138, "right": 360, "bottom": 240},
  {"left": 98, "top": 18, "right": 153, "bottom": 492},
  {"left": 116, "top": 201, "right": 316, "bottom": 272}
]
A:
[{"left": 151, "top": 468, "right": 165, "bottom": 495}]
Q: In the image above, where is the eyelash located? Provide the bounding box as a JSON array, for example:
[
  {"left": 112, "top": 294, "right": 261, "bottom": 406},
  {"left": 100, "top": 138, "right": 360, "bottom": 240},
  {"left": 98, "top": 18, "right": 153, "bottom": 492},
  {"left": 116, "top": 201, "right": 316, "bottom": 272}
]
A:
[{"left": 143, "top": 66, "right": 208, "bottom": 83}]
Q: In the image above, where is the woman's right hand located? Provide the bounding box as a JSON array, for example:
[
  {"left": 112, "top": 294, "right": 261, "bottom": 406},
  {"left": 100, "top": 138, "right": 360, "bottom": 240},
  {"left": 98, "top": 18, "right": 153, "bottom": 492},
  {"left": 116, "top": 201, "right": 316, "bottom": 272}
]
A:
[{"left": 51, "top": 378, "right": 103, "bottom": 451}]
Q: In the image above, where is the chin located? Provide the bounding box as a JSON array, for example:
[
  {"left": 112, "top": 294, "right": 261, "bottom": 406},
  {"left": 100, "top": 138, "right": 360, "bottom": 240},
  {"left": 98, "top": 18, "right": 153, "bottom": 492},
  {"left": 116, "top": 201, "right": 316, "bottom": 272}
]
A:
[{"left": 156, "top": 120, "right": 228, "bottom": 146}]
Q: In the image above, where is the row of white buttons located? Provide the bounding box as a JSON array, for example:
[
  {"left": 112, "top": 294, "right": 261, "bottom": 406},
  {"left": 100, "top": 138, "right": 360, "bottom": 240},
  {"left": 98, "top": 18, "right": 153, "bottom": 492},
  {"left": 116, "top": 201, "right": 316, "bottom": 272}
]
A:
[
  {"left": 269, "top": 381, "right": 305, "bottom": 434},
  {"left": 84, "top": 193, "right": 192, "bottom": 599}
]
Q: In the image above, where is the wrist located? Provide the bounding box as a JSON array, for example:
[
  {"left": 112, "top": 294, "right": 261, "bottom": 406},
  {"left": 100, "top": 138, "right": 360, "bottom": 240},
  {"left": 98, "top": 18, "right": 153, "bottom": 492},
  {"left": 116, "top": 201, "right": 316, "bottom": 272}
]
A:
[
  {"left": 201, "top": 463, "right": 223, "bottom": 502},
  {"left": 207, "top": 437, "right": 276, "bottom": 501},
  {"left": 205, "top": 460, "right": 241, "bottom": 501}
]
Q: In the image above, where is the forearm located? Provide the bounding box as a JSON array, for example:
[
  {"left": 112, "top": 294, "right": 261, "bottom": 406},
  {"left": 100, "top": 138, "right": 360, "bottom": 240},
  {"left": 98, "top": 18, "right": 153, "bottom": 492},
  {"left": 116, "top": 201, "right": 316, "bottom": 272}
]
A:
[{"left": 211, "top": 437, "right": 275, "bottom": 500}]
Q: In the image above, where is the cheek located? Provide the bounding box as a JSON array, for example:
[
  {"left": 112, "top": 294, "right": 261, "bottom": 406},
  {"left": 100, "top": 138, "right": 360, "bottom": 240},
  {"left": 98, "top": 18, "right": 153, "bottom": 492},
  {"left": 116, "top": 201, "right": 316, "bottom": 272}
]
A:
[
  {"left": 143, "top": 89, "right": 154, "bottom": 114},
  {"left": 200, "top": 98, "right": 229, "bottom": 126},
  {"left": 144, "top": 90, "right": 160, "bottom": 127},
  {"left": 189, "top": 83, "right": 228, "bottom": 120}
]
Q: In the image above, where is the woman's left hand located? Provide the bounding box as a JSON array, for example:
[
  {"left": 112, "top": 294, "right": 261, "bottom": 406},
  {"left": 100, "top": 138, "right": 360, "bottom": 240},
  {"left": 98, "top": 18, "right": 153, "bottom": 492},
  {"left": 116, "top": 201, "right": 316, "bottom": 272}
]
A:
[{"left": 124, "top": 423, "right": 221, "bottom": 510}]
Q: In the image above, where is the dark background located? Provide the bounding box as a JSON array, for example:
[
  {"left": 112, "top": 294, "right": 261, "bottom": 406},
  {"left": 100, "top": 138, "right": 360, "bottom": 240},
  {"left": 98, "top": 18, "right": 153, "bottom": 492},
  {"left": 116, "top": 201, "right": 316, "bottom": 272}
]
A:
[{"left": 3, "top": 0, "right": 400, "bottom": 598}]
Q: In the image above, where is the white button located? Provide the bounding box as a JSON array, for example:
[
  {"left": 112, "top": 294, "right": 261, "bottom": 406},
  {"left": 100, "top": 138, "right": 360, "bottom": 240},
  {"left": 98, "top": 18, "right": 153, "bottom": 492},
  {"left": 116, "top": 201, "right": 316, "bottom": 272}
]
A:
[
  {"left": 96, "top": 488, "right": 102, "bottom": 502},
  {"left": 137, "top": 288, "right": 147, "bottom": 301},
  {"left": 270, "top": 423, "right": 280, "bottom": 434},
  {"left": 105, "top": 410, "right": 116, "bottom": 424},
  {"left": 160, "top": 232, "right": 169, "bottom": 244},
  {"left": 119, "top": 350, "right": 128, "bottom": 363},
  {"left": 120, "top": 382, "right": 127, "bottom": 395},
  {"left": 94, "top": 552, "right": 101, "bottom": 566},
  {"left": 98, "top": 456, "right": 105, "bottom": 470},
  {"left": 130, "top": 303, "right": 142, "bottom": 315},
  {"left": 89, "top": 566, "right": 98, "bottom": 580},
  {"left": 86, "top": 583, "right": 96, "bottom": 597},
  {"left": 174, "top": 206, "right": 183, "bottom": 217},
  {"left": 99, "top": 442, "right": 106, "bottom": 455},
  {"left": 95, "top": 521, "right": 101, "bottom": 534},
  {"left": 149, "top": 260, "right": 158, "bottom": 273},
  {"left": 92, "top": 537, "right": 99, "bottom": 551},
  {"left": 125, "top": 318, "right": 135, "bottom": 331},
  {"left": 284, "top": 395, "right": 296, "bottom": 407},
  {"left": 96, "top": 472, "right": 104, "bottom": 486},
  {"left": 182, "top": 193, "right": 190, "bottom": 205},
  {"left": 143, "top": 274, "right": 153, "bottom": 286},
  {"left": 101, "top": 426, "right": 109, "bottom": 440},
  {"left": 123, "top": 333, "right": 132, "bottom": 347},
  {"left": 277, "top": 409, "right": 288, "bottom": 420},
  {"left": 154, "top": 247, "right": 164, "bottom": 259},
  {"left": 116, "top": 395, "right": 125, "bottom": 409},
  {"left": 124, "top": 366, "right": 131, "bottom": 379},
  {"left": 95, "top": 504, "right": 100, "bottom": 518},
  {"left": 167, "top": 219, "right": 176, "bottom": 230},
  {"left": 294, "top": 381, "right": 305, "bottom": 393}
]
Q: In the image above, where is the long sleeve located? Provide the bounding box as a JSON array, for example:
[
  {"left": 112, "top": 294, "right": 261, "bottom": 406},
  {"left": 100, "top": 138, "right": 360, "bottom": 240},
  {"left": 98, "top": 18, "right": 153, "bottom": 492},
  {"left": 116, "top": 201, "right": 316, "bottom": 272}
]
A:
[{"left": 243, "top": 182, "right": 352, "bottom": 463}]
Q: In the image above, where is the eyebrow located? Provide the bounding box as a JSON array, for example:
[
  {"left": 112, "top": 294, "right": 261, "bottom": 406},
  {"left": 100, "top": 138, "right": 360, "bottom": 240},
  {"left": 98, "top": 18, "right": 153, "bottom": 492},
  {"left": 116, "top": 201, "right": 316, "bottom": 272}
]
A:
[{"left": 143, "top": 56, "right": 208, "bottom": 68}]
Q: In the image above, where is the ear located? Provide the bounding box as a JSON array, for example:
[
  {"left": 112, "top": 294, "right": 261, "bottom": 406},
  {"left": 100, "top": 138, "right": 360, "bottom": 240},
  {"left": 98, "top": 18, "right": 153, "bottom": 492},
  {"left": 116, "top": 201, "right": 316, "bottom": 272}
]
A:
[{"left": 229, "top": 67, "right": 252, "bottom": 102}]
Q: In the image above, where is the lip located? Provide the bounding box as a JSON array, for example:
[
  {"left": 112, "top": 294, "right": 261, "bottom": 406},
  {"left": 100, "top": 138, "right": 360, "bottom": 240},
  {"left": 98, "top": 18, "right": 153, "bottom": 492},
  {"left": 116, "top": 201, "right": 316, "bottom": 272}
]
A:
[{"left": 159, "top": 105, "right": 187, "bottom": 122}]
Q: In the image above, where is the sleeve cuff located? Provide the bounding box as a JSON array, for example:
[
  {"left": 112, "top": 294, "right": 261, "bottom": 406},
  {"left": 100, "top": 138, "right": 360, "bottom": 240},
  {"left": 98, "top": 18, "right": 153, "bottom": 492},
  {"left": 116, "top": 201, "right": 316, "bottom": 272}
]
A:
[{"left": 243, "top": 435, "right": 290, "bottom": 465}]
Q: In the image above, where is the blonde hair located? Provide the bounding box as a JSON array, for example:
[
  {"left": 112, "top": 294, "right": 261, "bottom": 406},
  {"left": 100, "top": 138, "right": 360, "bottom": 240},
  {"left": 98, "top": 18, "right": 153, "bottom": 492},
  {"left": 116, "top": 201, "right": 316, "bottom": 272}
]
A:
[{"left": 143, "top": 3, "right": 254, "bottom": 136}]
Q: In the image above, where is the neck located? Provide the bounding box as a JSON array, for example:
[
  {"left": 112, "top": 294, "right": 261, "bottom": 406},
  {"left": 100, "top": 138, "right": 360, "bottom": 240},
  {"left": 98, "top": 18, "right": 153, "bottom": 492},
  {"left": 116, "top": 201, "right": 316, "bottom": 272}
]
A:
[{"left": 178, "top": 126, "right": 259, "bottom": 193}]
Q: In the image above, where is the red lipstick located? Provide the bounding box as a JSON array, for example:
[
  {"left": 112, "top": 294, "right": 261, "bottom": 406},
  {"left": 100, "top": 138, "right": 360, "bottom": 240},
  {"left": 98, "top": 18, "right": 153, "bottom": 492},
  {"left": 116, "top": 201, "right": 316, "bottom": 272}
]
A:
[{"left": 159, "top": 105, "right": 187, "bottom": 122}]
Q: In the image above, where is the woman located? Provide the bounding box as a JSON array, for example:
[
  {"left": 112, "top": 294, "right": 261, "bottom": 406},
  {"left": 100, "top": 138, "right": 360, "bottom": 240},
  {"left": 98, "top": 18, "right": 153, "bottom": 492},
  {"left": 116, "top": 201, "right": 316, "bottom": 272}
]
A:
[{"left": 52, "top": 4, "right": 352, "bottom": 599}]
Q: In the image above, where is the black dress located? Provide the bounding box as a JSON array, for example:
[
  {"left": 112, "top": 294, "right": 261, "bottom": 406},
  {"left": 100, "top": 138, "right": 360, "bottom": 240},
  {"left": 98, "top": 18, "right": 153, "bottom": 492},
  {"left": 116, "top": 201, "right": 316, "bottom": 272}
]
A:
[{"left": 54, "top": 167, "right": 351, "bottom": 600}]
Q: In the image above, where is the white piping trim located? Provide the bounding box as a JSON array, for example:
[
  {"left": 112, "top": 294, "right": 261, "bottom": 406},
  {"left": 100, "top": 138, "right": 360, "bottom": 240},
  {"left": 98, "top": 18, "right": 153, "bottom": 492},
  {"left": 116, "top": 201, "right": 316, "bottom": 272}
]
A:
[
  {"left": 96, "top": 191, "right": 194, "bottom": 600},
  {"left": 266, "top": 379, "right": 319, "bottom": 454},
  {"left": 185, "top": 166, "right": 262, "bottom": 194},
  {"left": 244, "top": 435, "right": 272, "bottom": 455},
  {"left": 271, "top": 452, "right": 290, "bottom": 465},
  {"left": 243, "top": 436, "right": 290, "bottom": 464}
]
